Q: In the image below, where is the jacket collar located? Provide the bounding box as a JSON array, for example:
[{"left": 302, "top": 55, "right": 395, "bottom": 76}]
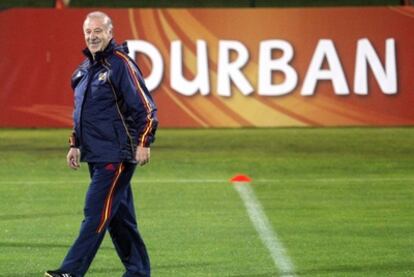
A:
[{"left": 83, "top": 39, "right": 129, "bottom": 63}]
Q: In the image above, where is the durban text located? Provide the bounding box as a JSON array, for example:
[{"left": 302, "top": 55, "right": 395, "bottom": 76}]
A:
[{"left": 127, "top": 38, "right": 397, "bottom": 96}]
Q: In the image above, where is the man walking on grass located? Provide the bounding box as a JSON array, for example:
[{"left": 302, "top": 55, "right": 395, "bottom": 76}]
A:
[{"left": 45, "top": 11, "right": 158, "bottom": 277}]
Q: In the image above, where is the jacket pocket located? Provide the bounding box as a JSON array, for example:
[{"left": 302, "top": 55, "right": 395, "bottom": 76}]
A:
[{"left": 113, "top": 121, "right": 128, "bottom": 148}]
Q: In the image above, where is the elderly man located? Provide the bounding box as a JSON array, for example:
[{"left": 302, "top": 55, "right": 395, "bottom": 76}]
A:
[{"left": 45, "top": 11, "right": 157, "bottom": 277}]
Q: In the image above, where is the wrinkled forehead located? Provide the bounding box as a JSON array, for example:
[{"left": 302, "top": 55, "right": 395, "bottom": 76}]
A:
[{"left": 83, "top": 17, "right": 109, "bottom": 30}]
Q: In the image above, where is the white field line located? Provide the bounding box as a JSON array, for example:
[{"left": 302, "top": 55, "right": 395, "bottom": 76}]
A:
[
  {"left": 2, "top": 176, "right": 414, "bottom": 185},
  {"left": 234, "top": 182, "right": 296, "bottom": 277}
]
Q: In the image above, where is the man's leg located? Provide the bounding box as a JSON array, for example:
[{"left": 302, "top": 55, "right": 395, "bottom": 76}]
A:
[
  {"left": 59, "top": 162, "right": 127, "bottom": 276},
  {"left": 108, "top": 163, "right": 151, "bottom": 277}
]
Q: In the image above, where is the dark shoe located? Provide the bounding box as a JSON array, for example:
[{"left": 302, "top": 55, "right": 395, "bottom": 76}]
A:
[{"left": 45, "top": 270, "right": 74, "bottom": 277}]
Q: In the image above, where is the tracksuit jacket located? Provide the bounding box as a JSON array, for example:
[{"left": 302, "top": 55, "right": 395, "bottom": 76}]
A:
[{"left": 69, "top": 40, "right": 158, "bottom": 162}]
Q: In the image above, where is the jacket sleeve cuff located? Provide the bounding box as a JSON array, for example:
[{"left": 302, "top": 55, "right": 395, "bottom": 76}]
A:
[
  {"left": 69, "top": 132, "right": 79, "bottom": 148},
  {"left": 138, "top": 132, "right": 155, "bottom": 148},
  {"left": 138, "top": 141, "right": 151, "bottom": 148},
  {"left": 137, "top": 116, "right": 158, "bottom": 148}
]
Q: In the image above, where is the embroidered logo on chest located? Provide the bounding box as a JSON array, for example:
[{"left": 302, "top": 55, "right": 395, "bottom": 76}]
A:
[{"left": 98, "top": 72, "right": 108, "bottom": 82}]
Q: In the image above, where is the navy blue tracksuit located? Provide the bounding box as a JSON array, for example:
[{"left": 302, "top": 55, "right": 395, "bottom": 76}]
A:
[
  {"left": 61, "top": 163, "right": 149, "bottom": 276},
  {"left": 62, "top": 40, "right": 158, "bottom": 277}
]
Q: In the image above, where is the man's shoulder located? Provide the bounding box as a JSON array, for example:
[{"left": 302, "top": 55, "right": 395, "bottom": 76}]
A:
[
  {"left": 71, "top": 58, "right": 90, "bottom": 88},
  {"left": 111, "top": 41, "right": 131, "bottom": 63},
  {"left": 77, "top": 58, "right": 90, "bottom": 70},
  {"left": 107, "top": 49, "right": 132, "bottom": 65},
  {"left": 106, "top": 50, "right": 140, "bottom": 77}
]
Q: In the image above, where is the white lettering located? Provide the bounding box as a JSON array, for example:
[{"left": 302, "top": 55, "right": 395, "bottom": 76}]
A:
[
  {"left": 258, "top": 40, "right": 298, "bottom": 96},
  {"left": 354, "top": 38, "right": 397, "bottom": 95},
  {"left": 217, "top": 40, "right": 254, "bottom": 97},
  {"left": 302, "top": 40, "right": 349, "bottom": 96},
  {"left": 170, "top": 40, "right": 210, "bottom": 96},
  {"left": 127, "top": 38, "right": 398, "bottom": 97}
]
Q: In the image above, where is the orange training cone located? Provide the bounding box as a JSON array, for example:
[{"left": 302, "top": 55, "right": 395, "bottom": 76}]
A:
[{"left": 230, "top": 174, "right": 252, "bottom": 183}]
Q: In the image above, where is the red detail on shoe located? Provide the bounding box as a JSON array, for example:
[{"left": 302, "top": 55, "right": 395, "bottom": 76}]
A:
[
  {"left": 105, "top": 163, "right": 115, "bottom": 171},
  {"left": 230, "top": 174, "right": 252, "bottom": 183}
]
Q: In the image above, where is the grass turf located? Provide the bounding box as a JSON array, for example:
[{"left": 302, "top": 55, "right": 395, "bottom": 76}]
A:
[{"left": 0, "top": 128, "right": 413, "bottom": 276}]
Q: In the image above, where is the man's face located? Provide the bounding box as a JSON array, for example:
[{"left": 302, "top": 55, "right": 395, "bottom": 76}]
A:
[{"left": 83, "top": 17, "right": 112, "bottom": 55}]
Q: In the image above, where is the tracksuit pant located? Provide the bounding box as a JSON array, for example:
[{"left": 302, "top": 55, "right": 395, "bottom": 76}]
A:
[{"left": 60, "top": 162, "right": 150, "bottom": 277}]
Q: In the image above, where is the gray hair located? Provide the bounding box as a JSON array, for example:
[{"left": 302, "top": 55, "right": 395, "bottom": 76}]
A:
[{"left": 84, "top": 11, "right": 113, "bottom": 31}]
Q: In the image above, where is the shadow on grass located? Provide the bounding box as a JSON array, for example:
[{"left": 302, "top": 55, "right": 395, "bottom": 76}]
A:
[{"left": 297, "top": 261, "right": 414, "bottom": 275}]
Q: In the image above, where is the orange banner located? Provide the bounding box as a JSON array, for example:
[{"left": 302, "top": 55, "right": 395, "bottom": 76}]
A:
[{"left": 0, "top": 7, "right": 413, "bottom": 127}]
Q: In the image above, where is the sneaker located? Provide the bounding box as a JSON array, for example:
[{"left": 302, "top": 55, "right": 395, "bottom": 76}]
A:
[{"left": 45, "top": 270, "right": 74, "bottom": 277}]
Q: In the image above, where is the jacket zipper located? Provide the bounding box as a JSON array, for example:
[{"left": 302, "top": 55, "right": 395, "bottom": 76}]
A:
[
  {"left": 79, "top": 63, "right": 98, "bottom": 147},
  {"left": 102, "top": 61, "right": 135, "bottom": 156}
]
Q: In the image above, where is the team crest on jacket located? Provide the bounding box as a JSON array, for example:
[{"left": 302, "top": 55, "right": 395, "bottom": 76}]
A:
[
  {"left": 75, "top": 70, "right": 83, "bottom": 78},
  {"left": 98, "top": 72, "right": 108, "bottom": 82}
]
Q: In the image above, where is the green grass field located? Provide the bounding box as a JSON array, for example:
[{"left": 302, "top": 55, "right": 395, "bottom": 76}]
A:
[{"left": 0, "top": 128, "right": 413, "bottom": 276}]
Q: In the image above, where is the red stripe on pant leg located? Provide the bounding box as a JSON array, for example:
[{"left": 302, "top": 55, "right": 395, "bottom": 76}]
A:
[{"left": 96, "top": 163, "right": 124, "bottom": 233}]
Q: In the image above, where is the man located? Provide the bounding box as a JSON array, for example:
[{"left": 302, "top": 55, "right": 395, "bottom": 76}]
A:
[{"left": 45, "top": 11, "right": 157, "bottom": 277}]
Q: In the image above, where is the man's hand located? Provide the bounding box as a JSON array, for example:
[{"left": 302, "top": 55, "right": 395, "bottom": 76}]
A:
[
  {"left": 136, "top": 146, "right": 150, "bottom": 166},
  {"left": 67, "top": 147, "right": 81, "bottom": 170}
]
